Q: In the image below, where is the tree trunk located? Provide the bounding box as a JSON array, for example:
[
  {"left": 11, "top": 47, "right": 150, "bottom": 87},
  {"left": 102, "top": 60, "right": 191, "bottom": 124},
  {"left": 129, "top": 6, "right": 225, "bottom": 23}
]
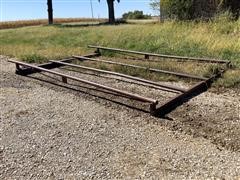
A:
[
  {"left": 107, "top": 0, "right": 115, "bottom": 24},
  {"left": 231, "top": 0, "right": 240, "bottom": 20},
  {"left": 47, "top": 0, "right": 53, "bottom": 24},
  {"left": 160, "top": 1, "right": 164, "bottom": 22}
]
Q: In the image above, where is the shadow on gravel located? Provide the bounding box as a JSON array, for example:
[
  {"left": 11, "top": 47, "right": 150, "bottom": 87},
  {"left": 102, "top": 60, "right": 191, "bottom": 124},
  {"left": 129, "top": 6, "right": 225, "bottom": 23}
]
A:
[
  {"left": 26, "top": 74, "right": 150, "bottom": 114},
  {"left": 16, "top": 72, "right": 240, "bottom": 152},
  {"left": 61, "top": 67, "right": 178, "bottom": 94}
]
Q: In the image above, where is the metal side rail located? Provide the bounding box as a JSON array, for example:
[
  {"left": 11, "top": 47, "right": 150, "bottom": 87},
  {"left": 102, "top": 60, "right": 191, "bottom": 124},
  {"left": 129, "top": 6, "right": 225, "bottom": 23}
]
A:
[
  {"left": 15, "top": 53, "right": 99, "bottom": 76},
  {"left": 72, "top": 55, "right": 208, "bottom": 81},
  {"left": 88, "top": 45, "right": 231, "bottom": 64},
  {"left": 153, "top": 69, "right": 226, "bottom": 117},
  {"left": 8, "top": 59, "right": 158, "bottom": 114},
  {"left": 154, "top": 81, "right": 208, "bottom": 117},
  {"left": 50, "top": 60, "right": 186, "bottom": 94}
]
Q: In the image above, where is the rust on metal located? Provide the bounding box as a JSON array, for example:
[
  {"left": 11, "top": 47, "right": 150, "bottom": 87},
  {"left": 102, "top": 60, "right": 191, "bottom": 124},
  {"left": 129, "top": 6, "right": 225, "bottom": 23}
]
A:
[
  {"left": 50, "top": 60, "right": 185, "bottom": 93},
  {"left": 16, "top": 53, "right": 99, "bottom": 76},
  {"left": 73, "top": 55, "right": 208, "bottom": 81},
  {"left": 88, "top": 45, "right": 230, "bottom": 64},
  {"left": 154, "top": 81, "right": 208, "bottom": 117},
  {"left": 8, "top": 59, "right": 158, "bottom": 112},
  {"left": 9, "top": 45, "right": 229, "bottom": 117}
]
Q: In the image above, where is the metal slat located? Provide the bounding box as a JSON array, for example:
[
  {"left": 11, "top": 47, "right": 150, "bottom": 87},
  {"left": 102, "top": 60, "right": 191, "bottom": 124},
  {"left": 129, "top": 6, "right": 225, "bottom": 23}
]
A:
[
  {"left": 8, "top": 60, "right": 158, "bottom": 105},
  {"left": 154, "top": 81, "right": 208, "bottom": 117},
  {"left": 14, "top": 53, "right": 99, "bottom": 76},
  {"left": 73, "top": 55, "right": 208, "bottom": 81},
  {"left": 88, "top": 45, "right": 230, "bottom": 64},
  {"left": 50, "top": 60, "right": 184, "bottom": 93}
]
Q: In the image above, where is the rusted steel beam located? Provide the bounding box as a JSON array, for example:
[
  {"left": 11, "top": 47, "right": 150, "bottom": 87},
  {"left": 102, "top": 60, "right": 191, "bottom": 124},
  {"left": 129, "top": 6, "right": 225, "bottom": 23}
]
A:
[
  {"left": 154, "top": 81, "right": 208, "bottom": 117},
  {"left": 73, "top": 55, "right": 208, "bottom": 81},
  {"left": 50, "top": 60, "right": 184, "bottom": 94},
  {"left": 15, "top": 57, "right": 75, "bottom": 76},
  {"left": 154, "top": 66, "right": 227, "bottom": 117},
  {"left": 206, "top": 68, "right": 226, "bottom": 87},
  {"left": 88, "top": 45, "right": 230, "bottom": 64},
  {"left": 8, "top": 60, "right": 158, "bottom": 107},
  {"left": 73, "top": 56, "right": 188, "bottom": 92},
  {"left": 15, "top": 53, "right": 100, "bottom": 76}
]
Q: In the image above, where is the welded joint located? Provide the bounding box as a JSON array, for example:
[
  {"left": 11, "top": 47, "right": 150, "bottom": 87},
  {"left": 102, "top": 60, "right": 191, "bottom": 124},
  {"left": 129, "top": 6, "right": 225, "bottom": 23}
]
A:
[
  {"left": 202, "top": 81, "right": 210, "bottom": 90},
  {"left": 16, "top": 64, "right": 21, "bottom": 70},
  {"left": 150, "top": 102, "right": 158, "bottom": 115},
  {"left": 94, "top": 48, "right": 101, "bottom": 56},
  {"left": 226, "top": 61, "right": 233, "bottom": 69},
  {"left": 15, "top": 63, "right": 26, "bottom": 75},
  {"left": 62, "top": 76, "right": 68, "bottom": 83},
  {"left": 145, "top": 54, "right": 150, "bottom": 59},
  {"left": 206, "top": 68, "right": 227, "bottom": 87}
]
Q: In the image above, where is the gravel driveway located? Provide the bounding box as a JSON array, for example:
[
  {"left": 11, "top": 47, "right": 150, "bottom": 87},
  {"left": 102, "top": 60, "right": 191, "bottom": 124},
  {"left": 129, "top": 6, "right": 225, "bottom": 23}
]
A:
[{"left": 1, "top": 56, "right": 240, "bottom": 179}]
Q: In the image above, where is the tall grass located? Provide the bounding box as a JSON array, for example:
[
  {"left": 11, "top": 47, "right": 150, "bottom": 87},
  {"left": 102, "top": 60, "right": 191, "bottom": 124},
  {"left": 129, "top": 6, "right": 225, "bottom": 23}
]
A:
[{"left": 0, "top": 19, "right": 239, "bottom": 87}]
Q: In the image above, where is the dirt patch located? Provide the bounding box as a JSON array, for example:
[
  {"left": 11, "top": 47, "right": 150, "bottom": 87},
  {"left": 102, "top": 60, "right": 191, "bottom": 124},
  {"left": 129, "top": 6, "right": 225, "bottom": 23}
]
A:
[{"left": 161, "top": 89, "right": 240, "bottom": 152}]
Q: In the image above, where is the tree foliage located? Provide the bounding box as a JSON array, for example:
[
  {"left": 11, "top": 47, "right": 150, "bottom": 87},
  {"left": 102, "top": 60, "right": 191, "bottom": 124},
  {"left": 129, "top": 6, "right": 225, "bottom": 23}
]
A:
[
  {"left": 122, "top": 10, "right": 151, "bottom": 20},
  {"left": 150, "top": 0, "right": 160, "bottom": 14},
  {"left": 150, "top": 0, "right": 240, "bottom": 20}
]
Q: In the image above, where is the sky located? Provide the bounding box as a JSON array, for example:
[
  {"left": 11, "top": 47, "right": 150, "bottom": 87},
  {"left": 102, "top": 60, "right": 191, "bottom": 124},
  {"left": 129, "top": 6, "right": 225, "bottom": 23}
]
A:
[{"left": 0, "top": 0, "right": 153, "bottom": 21}]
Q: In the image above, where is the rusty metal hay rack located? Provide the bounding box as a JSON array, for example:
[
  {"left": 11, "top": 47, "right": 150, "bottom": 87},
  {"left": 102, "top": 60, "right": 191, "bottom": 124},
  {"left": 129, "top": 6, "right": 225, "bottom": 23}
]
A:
[{"left": 8, "top": 45, "right": 230, "bottom": 117}]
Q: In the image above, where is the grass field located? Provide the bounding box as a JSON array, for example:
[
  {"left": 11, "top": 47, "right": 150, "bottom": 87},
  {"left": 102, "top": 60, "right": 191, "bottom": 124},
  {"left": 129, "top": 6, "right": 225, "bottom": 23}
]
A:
[
  {"left": 0, "top": 18, "right": 107, "bottom": 29},
  {"left": 0, "top": 19, "right": 239, "bottom": 88}
]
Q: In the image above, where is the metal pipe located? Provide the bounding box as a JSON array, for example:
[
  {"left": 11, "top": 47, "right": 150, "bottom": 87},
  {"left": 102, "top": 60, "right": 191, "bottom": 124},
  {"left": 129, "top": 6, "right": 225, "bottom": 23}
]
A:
[
  {"left": 73, "top": 55, "right": 208, "bottom": 81},
  {"left": 50, "top": 60, "right": 185, "bottom": 93},
  {"left": 88, "top": 45, "right": 230, "bottom": 64},
  {"left": 12, "top": 53, "right": 100, "bottom": 76},
  {"left": 8, "top": 59, "right": 158, "bottom": 104},
  {"left": 154, "top": 81, "right": 208, "bottom": 117}
]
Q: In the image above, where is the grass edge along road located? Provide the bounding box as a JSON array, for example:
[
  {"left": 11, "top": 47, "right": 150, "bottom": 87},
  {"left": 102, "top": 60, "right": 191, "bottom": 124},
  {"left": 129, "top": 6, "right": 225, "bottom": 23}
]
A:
[{"left": 0, "top": 19, "right": 239, "bottom": 88}]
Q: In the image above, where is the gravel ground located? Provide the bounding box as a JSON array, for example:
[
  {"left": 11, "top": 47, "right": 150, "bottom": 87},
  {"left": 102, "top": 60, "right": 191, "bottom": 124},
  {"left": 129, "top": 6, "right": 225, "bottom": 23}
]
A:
[{"left": 1, "top": 56, "right": 240, "bottom": 179}]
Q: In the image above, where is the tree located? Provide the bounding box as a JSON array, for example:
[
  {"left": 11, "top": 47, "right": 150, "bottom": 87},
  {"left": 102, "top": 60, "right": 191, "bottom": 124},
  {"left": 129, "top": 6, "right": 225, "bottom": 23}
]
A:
[
  {"left": 151, "top": 0, "right": 239, "bottom": 20},
  {"left": 161, "top": 0, "right": 193, "bottom": 20},
  {"left": 150, "top": 0, "right": 161, "bottom": 21},
  {"left": 47, "top": 0, "right": 53, "bottom": 24},
  {"left": 122, "top": 10, "right": 151, "bottom": 20},
  {"left": 191, "top": 0, "right": 218, "bottom": 19},
  {"left": 150, "top": 0, "right": 193, "bottom": 20},
  {"left": 99, "top": 0, "right": 120, "bottom": 24}
]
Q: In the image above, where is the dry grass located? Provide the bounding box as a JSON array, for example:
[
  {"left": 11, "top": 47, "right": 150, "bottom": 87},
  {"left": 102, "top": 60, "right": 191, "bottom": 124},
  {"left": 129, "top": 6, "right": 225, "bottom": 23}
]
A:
[
  {"left": 74, "top": 56, "right": 225, "bottom": 84},
  {"left": 0, "top": 18, "right": 107, "bottom": 29},
  {"left": 0, "top": 19, "right": 239, "bottom": 88}
]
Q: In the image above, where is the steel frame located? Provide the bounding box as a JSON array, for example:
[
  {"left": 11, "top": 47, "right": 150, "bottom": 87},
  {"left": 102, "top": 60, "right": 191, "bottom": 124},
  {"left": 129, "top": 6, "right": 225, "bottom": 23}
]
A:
[
  {"left": 88, "top": 45, "right": 231, "bottom": 64},
  {"left": 8, "top": 46, "right": 230, "bottom": 117}
]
